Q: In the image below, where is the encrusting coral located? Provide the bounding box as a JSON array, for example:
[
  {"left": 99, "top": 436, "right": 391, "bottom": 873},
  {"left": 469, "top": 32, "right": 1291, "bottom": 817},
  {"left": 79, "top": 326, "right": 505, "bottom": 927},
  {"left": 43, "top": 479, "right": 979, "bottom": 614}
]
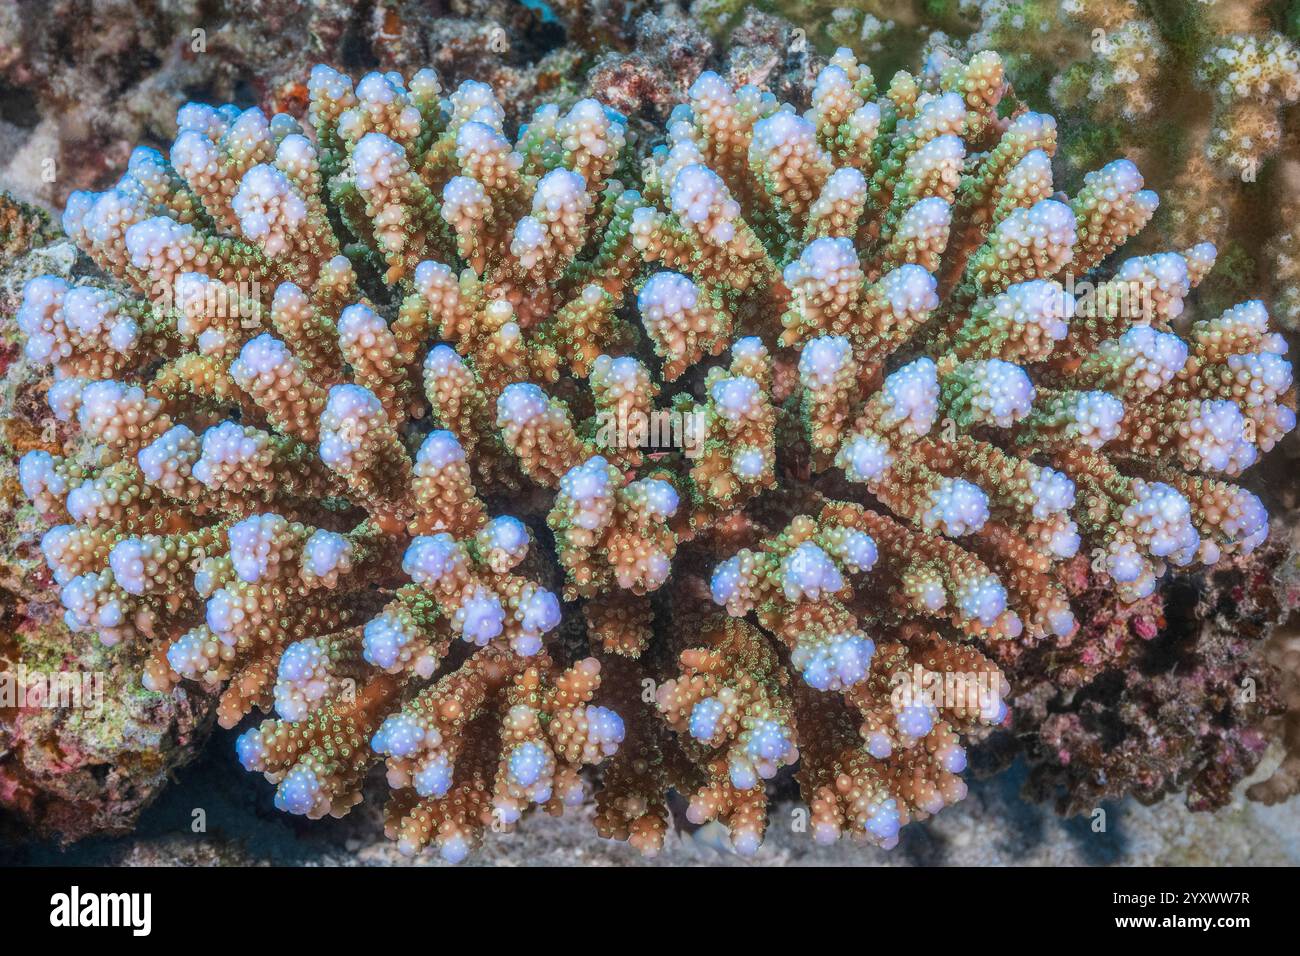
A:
[{"left": 11, "top": 45, "right": 1296, "bottom": 861}]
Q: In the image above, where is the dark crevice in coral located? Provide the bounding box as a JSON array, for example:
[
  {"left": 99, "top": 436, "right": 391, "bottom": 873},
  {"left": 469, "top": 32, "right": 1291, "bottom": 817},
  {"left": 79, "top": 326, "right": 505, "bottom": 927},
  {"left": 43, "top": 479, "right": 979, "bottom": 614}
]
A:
[
  {"left": 1075, "top": 671, "right": 1130, "bottom": 749},
  {"left": 124, "top": 50, "right": 165, "bottom": 94},
  {"left": 1138, "top": 579, "right": 1199, "bottom": 678},
  {"left": 0, "top": 81, "right": 41, "bottom": 129},
  {"left": 340, "top": 1, "right": 381, "bottom": 72},
  {"left": 519, "top": 11, "right": 569, "bottom": 65},
  {"left": 229, "top": 78, "right": 261, "bottom": 111}
]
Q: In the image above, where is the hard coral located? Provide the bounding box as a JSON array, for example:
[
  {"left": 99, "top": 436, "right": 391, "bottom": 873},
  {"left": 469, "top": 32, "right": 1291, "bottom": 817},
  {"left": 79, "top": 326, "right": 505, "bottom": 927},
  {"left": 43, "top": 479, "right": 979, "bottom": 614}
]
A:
[
  {"left": 0, "top": 195, "right": 215, "bottom": 843},
  {"left": 10, "top": 46, "right": 1296, "bottom": 861},
  {"left": 0, "top": 0, "right": 598, "bottom": 209},
  {"left": 704, "top": 1, "right": 1300, "bottom": 328}
]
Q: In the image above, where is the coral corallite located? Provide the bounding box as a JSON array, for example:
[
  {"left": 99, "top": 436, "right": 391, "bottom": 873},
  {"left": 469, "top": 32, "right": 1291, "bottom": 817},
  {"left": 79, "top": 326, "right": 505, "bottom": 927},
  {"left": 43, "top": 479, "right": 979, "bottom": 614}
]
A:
[{"left": 12, "top": 49, "right": 1296, "bottom": 861}]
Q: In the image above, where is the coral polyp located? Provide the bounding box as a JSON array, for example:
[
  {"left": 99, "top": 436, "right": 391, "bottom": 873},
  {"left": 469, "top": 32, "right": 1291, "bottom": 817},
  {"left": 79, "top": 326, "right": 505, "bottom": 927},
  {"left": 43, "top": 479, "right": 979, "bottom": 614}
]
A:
[{"left": 13, "top": 46, "right": 1295, "bottom": 861}]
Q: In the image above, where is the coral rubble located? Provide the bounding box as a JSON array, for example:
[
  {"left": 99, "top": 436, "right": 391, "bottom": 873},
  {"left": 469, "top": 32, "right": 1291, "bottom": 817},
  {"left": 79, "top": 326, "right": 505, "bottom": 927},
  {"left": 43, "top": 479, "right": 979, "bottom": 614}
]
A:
[
  {"left": 984, "top": 544, "right": 1287, "bottom": 815},
  {"left": 9, "top": 42, "right": 1297, "bottom": 862},
  {"left": 1250, "top": 516, "right": 1300, "bottom": 804}
]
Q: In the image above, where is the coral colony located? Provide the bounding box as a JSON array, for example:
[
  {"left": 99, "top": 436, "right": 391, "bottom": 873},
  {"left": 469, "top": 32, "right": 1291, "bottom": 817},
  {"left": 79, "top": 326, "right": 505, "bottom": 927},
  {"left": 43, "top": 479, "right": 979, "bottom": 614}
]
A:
[
  {"left": 13, "top": 47, "right": 1296, "bottom": 862},
  {"left": 703, "top": 1, "right": 1300, "bottom": 341}
]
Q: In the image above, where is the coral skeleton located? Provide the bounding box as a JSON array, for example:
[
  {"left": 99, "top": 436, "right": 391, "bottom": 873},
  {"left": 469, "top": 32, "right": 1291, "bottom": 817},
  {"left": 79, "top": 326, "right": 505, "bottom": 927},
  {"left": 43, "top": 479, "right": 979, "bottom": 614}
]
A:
[{"left": 15, "top": 48, "right": 1295, "bottom": 860}]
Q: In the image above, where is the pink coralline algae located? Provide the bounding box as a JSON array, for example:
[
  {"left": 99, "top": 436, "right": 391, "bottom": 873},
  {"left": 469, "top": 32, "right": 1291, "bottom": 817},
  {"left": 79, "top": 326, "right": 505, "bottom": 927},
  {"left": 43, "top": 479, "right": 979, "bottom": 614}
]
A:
[
  {"left": 10, "top": 47, "right": 1296, "bottom": 860},
  {"left": 983, "top": 547, "right": 1288, "bottom": 814}
]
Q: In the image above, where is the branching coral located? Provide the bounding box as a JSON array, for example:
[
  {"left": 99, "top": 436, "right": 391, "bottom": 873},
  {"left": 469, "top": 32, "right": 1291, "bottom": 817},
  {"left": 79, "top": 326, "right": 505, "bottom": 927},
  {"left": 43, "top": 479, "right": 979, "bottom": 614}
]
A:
[
  {"left": 0, "top": 0, "right": 625, "bottom": 208},
  {"left": 11, "top": 46, "right": 1296, "bottom": 861},
  {"left": 699, "top": 1, "right": 1300, "bottom": 329}
]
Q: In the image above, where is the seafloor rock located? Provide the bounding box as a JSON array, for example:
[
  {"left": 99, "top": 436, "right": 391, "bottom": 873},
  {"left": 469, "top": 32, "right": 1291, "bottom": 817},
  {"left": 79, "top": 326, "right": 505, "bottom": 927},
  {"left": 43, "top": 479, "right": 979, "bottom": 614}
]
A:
[
  {"left": 1249, "top": 515, "right": 1300, "bottom": 803},
  {"left": 982, "top": 545, "right": 1289, "bottom": 814}
]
